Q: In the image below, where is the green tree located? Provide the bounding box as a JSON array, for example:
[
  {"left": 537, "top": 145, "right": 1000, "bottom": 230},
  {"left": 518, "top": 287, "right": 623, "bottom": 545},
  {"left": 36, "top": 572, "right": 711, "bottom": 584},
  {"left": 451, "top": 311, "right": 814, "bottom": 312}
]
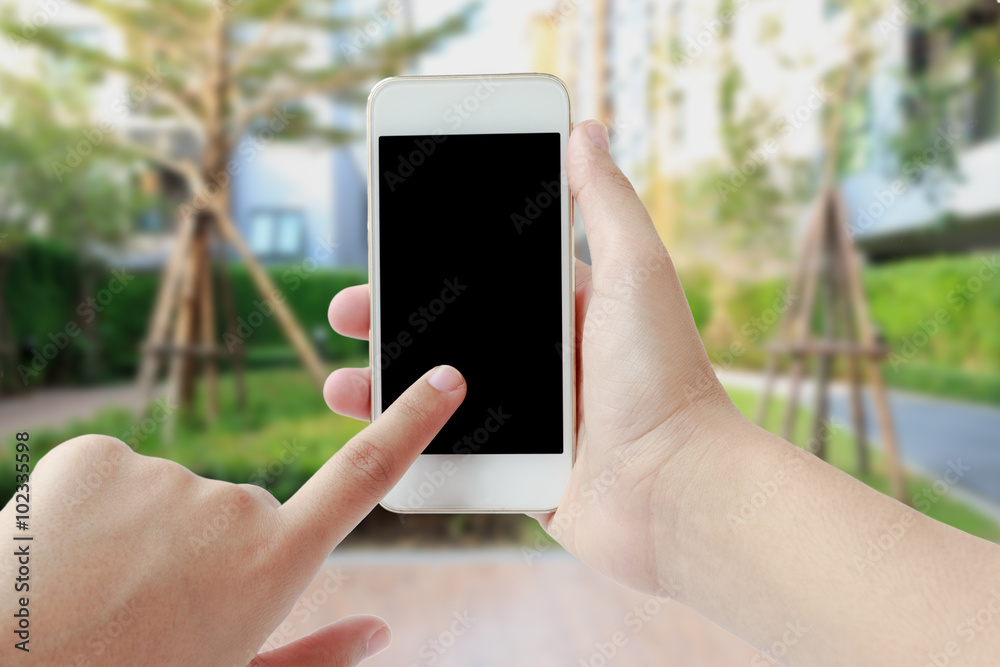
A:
[{"left": 1, "top": 0, "right": 474, "bottom": 410}]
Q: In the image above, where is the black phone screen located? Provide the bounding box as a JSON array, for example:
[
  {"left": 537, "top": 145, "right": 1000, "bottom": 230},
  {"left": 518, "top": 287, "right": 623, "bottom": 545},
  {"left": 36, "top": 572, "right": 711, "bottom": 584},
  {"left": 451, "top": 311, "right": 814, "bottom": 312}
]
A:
[{"left": 377, "top": 132, "right": 564, "bottom": 455}]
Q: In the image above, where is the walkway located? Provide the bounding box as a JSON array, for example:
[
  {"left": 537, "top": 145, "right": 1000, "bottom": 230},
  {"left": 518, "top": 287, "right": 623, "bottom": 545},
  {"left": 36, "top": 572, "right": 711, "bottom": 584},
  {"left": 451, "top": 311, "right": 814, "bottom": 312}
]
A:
[
  {"left": 717, "top": 369, "right": 1000, "bottom": 515},
  {"left": 0, "top": 383, "right": 148, "bottom": 436},
  {"left": 267, "top": 549, "right": 760, "bottom": 667}
]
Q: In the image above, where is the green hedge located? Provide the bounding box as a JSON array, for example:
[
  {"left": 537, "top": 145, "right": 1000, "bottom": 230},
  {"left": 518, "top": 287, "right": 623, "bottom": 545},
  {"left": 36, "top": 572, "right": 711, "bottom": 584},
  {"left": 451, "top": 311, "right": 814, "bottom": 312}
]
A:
[
  {"left": 865, "top": 253, "right": 1000, "bottom": 375},
  {"left": 5, "top": 240, "right": 999, "bottom": 403},
  {"left": 691, "top": 252, "right": 1000, "bottom": 404},
  {"left": 1, "top": 239, "right": 367, "bottom": 389}
]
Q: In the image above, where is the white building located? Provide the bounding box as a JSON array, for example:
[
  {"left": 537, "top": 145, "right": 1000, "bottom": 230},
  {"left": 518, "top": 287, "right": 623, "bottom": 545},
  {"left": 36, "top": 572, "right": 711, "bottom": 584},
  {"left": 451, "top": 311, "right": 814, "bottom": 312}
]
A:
[
  {"left": 1, "top": 0, "right": 374, "bottom": 269},
  {"left": 539, "top": 0, "right": 1000, "bottom": 265}
]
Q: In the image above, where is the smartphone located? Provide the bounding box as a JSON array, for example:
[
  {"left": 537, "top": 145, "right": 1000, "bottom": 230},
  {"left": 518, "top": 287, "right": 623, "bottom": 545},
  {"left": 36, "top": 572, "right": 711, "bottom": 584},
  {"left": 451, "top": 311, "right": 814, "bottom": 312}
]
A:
[{"left": 367, "top": 74, "right": 575, "bottom": 513}]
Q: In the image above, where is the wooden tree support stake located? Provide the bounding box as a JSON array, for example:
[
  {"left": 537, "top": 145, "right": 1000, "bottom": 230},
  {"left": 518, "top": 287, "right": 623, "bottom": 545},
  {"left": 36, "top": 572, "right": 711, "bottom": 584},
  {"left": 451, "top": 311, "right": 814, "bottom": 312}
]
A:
[{"left": 755, "top": 187, "right": 908, "bottom": 503}]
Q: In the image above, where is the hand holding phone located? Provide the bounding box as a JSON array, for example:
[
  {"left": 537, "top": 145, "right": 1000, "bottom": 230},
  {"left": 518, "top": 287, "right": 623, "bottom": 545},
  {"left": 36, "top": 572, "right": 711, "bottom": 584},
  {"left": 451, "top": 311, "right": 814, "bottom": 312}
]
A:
[{"left": 330, "top": 109, "right": 731, "bottom": 587}]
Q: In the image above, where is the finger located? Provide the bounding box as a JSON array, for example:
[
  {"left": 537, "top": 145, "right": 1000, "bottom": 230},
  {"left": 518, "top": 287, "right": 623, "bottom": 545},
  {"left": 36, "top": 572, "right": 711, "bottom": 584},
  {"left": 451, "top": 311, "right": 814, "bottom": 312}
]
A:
[
  {"left": 283, "top": 365, "right": 466, "bottom": 550},
  {"left": 567, "top": 120, "right": 664, "bottom": 271},
  {"left": 323, "top": 367, "right": 372, "bottom": 421},
  {"left": 249, "top": 615, "right": 390, "bottom": 667},
  {"left": 328, "top": 285, "right": 370, "bottom": 340}
]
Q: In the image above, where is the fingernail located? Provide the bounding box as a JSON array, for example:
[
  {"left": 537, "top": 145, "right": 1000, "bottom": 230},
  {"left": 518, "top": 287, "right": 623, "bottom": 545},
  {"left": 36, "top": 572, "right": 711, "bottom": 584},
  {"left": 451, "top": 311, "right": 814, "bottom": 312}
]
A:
[
  {"left": 365, "top": 625, "right": 391, "bottom": 659},
  {"left": 428, "top": 365, "right": 464, "bottom": 392},
  {"left": 586, "top": 122, "right": 609, "bottom": 151}
]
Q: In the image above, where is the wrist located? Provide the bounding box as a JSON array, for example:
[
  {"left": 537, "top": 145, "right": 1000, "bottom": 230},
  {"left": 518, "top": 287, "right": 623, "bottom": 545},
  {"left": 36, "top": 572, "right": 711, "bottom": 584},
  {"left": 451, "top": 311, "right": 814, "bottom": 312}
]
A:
[{"left": 649, "top": 396, "right": 794, "bottom": 600}]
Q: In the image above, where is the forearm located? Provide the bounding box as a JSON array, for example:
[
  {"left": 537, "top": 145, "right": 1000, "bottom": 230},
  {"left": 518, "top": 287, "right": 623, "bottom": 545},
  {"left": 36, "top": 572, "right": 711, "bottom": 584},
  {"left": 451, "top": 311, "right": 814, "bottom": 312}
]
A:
[{"left": 661, "top": 416, "right": 1000, "bottom": 665}]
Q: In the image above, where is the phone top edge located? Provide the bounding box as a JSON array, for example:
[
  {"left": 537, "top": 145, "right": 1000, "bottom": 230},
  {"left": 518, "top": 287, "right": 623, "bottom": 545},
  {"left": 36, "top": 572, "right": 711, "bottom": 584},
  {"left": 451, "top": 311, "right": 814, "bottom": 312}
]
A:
[{"left": 368, "top": 73, "right": 572, "bottom": 118}]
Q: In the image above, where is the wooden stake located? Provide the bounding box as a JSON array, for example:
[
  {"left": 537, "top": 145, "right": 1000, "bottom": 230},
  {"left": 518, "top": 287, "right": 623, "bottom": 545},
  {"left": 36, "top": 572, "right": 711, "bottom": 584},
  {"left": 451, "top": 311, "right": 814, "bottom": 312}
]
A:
[
  {"left": 781, "top": 195, "right": 825, "bottom": 441},
  {"left": 217, "top": 258, "right": 247, "bottom": 412},
  {"left": 809, "top": 196, "right": 836, "bottom": 460},
  {"left": 214, "top": 208, "right": 327, "bottom": 388},
  {"left": 831, "top": 198, "right": 870, "bottom": 474},
  {"left": 755, "top": 205, "right": 823, "bottom": 424},
  {"left": 166, "top": 229, "right": 201, "bottom": 418},
  {"left": 199, "top": 233, "right": 219, "bottom": 422},
  {"left": 832, "top": 192, "right": 907, "bottom": 502},
  {"left": 136, "top": 211, "right": 197, "bottom": 408}
]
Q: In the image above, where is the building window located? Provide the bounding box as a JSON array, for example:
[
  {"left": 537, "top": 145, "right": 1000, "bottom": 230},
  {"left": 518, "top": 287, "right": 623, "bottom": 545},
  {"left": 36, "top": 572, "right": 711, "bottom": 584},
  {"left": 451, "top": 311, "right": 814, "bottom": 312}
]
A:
[
  {"left": 904, "top": 5, "right": 1000, "bottom": 145},
  {"left": 249, "top": 210, "right": 306, "bottom": 259}
]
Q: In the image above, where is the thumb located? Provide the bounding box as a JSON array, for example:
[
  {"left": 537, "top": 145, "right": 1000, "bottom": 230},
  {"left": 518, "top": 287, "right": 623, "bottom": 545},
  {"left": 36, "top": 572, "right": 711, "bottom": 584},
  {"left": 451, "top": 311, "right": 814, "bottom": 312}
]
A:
[
  {"left": 249, "top": 615, "right": 391, "bottom": 667},
  {"left": 566, "top": 120, "right": 665, "bottom": 274}
]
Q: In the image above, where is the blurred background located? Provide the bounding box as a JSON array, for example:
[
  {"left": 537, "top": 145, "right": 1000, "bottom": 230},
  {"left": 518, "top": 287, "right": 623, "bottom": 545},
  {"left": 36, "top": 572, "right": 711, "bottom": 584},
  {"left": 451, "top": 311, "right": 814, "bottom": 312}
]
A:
[{"left": 1, "top": 0, "right": 999, "bottom": 665}]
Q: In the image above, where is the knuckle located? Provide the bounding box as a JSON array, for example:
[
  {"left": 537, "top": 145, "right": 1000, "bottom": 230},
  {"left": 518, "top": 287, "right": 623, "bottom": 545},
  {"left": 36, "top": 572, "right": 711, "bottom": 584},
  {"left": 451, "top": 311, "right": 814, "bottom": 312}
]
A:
[
  {"left": 224, "top": 484, "right": 258, "bottom": 511},
  {"left": 338, "top": 437, "right": 395, "bottom": 489},
  {"left": 42, "top": 434, "right": 131, "bottom": 469},
  {"left": 236, "top": 483, "right": 279, "bottom": 509},
  {"left": 202, "top": 482, "right": 259, "bottom": 514},
  {"left": 599, "top": 165, "right": 637, "bottom": 195},
  {"left": 394, "top": 396, "right": 435, "bottom": 434}
]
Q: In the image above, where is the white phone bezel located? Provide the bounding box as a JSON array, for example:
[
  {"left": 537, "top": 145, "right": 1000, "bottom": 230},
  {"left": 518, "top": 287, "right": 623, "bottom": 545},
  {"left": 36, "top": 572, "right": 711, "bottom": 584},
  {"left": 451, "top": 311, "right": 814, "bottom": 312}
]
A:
[{"left": 367, "top": 74, "right": 575, "bottom": 513}]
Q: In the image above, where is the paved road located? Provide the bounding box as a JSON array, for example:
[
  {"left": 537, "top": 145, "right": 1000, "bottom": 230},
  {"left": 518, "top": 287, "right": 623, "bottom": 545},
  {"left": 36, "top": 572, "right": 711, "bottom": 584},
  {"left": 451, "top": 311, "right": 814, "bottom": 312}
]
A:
[
  {"left": 268, "top": 549, "right": 760, "bottom": 667},
  {"left": 0, "top": 383, "right": 149, "bottom": 436},
  {"left": 6, "top": 376, "right": 998, "bottom": 513},
  {"left": 718, "top": 369, "right": 1000, "bottom": 513}
]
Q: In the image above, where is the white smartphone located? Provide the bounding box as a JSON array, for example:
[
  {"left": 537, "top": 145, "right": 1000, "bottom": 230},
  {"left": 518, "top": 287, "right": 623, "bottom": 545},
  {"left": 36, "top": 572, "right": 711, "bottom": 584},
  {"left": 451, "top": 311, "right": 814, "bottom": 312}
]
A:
[{"left": 367, "top": 74, "right": 575, "bottom": 513}]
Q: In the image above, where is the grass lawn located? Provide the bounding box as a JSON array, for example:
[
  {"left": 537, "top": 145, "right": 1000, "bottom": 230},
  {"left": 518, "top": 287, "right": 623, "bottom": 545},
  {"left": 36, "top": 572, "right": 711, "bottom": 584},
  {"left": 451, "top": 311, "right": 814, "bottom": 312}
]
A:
[
  {"left": 4, "top": 367, "right": 997, "bottom": 544},
  {"left": 0, "top": 364, "right": 368, "bottom": 504},
  {"left": 727, "top": 386, "right": 1000, "bottom": 542}
]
